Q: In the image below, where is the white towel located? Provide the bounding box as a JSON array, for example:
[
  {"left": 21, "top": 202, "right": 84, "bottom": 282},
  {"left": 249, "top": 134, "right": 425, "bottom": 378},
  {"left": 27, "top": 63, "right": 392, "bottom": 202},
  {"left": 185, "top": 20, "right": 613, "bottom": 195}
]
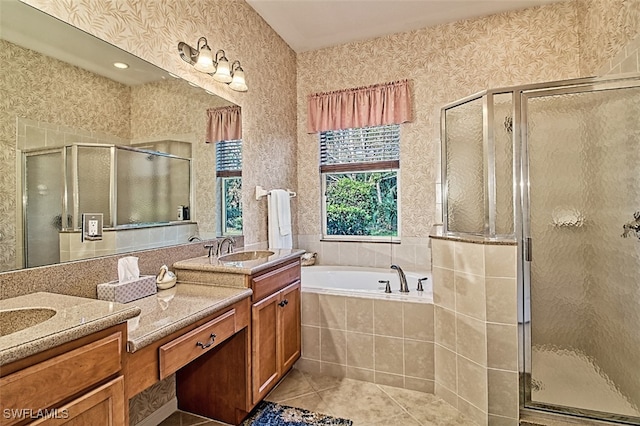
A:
[{"left": 268, "top": 189, "right": 292, "bottom": 249}]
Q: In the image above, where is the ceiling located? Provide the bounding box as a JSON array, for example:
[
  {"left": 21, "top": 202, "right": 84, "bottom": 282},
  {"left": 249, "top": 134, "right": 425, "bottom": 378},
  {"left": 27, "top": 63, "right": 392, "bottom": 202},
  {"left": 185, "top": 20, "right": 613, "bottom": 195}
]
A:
[{"left": 246, "top": 0, "right": 563, "bottom": 53}]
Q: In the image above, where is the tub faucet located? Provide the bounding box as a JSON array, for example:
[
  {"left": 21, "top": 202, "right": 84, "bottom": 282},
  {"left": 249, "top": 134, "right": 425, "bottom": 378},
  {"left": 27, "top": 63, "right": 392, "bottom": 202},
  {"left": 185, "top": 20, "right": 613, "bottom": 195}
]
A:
[
  {"left": 390, "top": 264, "right": 409, "bottom": 293},
  {"left": 217, "top": 237, "right": 235, "bottom": 257}
]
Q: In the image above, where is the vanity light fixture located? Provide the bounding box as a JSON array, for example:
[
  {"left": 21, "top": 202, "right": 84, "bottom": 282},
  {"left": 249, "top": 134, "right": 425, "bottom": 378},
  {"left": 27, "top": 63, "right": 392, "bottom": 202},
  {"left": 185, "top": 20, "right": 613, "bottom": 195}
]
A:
[{"left": 178, "top": 37, "right": 247, "bottom": 92}]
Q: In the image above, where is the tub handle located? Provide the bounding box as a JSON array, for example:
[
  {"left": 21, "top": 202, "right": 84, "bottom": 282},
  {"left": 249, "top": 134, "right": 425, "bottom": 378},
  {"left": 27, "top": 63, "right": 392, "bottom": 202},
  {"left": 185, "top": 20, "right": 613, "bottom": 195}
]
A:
[
  {"left": 379, "top": 280, "right": 391, "bottom": 293},
  {"left": 417, "top": 277, "right": 428, "bottom": 292}
]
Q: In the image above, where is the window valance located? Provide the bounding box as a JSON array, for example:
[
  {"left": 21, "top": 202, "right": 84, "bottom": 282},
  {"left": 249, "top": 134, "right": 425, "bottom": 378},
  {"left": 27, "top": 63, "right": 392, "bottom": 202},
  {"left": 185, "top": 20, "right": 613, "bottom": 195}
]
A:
[
  {"left": 307, "top": 80, "right": 412, "bottom": 134},
  {"left": 206, "top": 105, "right": 242, "bottom": 143}
]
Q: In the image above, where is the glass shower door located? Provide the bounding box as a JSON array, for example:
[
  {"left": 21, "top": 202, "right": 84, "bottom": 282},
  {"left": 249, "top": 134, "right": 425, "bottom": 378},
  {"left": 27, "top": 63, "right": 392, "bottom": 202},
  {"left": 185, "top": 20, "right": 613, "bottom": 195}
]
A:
[{"left": 523, "top": 83, "right": 640, "bottom": 423}]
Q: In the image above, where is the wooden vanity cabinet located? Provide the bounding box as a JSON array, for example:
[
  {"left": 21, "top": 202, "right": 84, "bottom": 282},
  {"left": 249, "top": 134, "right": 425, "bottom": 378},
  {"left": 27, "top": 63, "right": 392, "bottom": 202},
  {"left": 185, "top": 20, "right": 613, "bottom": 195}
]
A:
[
  {"left": 250, "top": 259, "right": 301, "bottom": 404},
  {"left": 0, "top": 324, "right": 127, "bottom": 426}
]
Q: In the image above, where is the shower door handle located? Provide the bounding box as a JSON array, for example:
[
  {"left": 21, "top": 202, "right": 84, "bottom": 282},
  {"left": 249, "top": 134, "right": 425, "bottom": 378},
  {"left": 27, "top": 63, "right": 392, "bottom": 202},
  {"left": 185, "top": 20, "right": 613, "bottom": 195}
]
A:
[{"left": 525, "top": 237, "right": 532, "bottom": 262}]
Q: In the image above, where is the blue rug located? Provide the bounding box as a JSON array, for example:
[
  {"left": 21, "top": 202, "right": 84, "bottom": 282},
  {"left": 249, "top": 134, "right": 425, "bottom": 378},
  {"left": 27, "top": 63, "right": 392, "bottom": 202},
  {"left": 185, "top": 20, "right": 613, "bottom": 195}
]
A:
[{"left": 243, "top": 401, "right": 352, "bottom": 425}]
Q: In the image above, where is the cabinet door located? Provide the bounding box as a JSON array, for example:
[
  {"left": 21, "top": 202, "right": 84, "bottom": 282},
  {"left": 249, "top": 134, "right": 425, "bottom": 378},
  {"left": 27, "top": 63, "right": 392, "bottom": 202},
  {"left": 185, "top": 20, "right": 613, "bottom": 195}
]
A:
[
  {"left": 29, "top": 376, "right": 125, "bottom": 426},
  {"left": 252, "top": 291, "right": 280, "bottom": 403},
  {"left": 279, "top": 281, "right": 301, "bottom": 374}
]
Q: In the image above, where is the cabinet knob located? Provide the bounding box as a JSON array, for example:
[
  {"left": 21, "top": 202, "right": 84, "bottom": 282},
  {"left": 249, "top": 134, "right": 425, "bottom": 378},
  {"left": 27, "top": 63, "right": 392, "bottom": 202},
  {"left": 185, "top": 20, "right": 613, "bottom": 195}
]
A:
[
  {"left": 278, "top": 299, "right": 289, "bottom": 307},
  {"left": 196, "top": 333, "right": 217, "bottom": 349}
]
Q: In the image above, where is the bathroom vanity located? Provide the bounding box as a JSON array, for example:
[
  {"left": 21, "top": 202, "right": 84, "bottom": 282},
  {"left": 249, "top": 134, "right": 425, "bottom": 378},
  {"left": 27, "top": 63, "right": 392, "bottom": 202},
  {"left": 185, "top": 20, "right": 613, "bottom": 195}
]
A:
[
  {"left": 0, "top": 250, "right": 302, "bottom": 426},
  {"left": 172, "top": 249, "right": 303, "bottom": 421}
]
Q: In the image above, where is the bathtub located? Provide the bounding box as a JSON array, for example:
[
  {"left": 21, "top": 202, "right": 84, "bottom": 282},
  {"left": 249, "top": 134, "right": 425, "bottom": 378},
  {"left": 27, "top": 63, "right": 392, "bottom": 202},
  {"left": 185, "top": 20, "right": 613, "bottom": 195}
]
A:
[
  {"left": 301, "top": 265, "right": 433, "bottom": 303},
  {"left": 297, "top": 265, "right": 435, "bottom": 390}
]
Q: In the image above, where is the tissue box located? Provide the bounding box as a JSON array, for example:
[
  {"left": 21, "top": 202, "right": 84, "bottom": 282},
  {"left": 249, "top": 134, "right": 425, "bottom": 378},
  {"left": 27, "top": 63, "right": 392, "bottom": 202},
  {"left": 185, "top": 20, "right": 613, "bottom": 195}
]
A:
[{"left": 97, "top": 275, "right": 157, "bottom": 303}]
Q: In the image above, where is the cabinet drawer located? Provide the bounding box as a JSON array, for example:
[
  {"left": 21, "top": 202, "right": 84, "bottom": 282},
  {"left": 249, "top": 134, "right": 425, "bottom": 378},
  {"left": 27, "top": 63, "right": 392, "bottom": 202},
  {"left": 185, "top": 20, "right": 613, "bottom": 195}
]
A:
[
  {"left": 252, "top": 260, "right": 301, "bottom": 302},
  {"left": 159, "top": 309, "right": 236, "bottom": 379},
  {"left": 0, "top": 332, "right": 122, "bottom": 426}
]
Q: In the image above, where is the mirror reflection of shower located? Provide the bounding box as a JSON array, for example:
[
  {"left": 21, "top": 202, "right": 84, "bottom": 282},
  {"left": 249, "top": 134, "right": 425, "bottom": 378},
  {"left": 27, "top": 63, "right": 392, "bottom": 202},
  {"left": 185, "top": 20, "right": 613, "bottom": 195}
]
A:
[{"left": 23, "top": 142, "right": 192, "bottom": 268}]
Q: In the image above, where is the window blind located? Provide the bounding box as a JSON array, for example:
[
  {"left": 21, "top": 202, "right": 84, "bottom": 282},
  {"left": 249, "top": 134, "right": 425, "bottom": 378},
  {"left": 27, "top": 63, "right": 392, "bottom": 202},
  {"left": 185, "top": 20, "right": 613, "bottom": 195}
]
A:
[
  {"left": 216, "top": 139, "right": 242, "bottom": 177},
  {"left": 320, "top": 124, "right": 400, "bottom": 172}
]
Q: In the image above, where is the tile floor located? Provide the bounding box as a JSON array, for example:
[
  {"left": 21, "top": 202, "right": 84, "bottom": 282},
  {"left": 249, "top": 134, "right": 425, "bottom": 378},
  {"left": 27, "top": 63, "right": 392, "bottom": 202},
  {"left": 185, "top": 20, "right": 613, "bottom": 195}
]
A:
[{"left": 158, "top": 368, "right": 473, "bottom": 426}]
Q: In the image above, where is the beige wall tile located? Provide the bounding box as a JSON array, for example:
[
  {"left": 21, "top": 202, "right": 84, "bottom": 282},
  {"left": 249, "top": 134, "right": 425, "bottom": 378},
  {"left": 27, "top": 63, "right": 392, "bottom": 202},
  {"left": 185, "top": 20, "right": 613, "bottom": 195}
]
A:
[
  {"left": 373, "top": 299, "right": 403, "bottom": 337},
  {"left": 374, "top": 371, "right": 404, "bottom": 388},
  {"left": 346, "top": 297, "right": 374, "bottom": 333},
  {"left": 457, "top": 355, "right": 488, "bottom": 411},
  {"left": 320, "top": 241, "right": 341, "bottom": 265},
  {"left": 456, "top": 314, "right": 487, "bottom": 367},
  {"left": 431, "top": 239, "right": 454, "bottom": 269},
  {"left": 485, "top": 245, "right": 517, "bottom": 278},
  {"left": 404, "top": 377, "right": 435, "bottom": 394},
  {"left": 433, "top": 266, "right": 455, "bottom": 310},
  {"left": 403, "top": 302, "right": 434, "bottom": 342},
  {"left": 319, "top": 294, "right": 346, "bottom": 330},
  {"left": 404, "top": 340, "right": 434, "bottom": 380},
  {"left": 457, "top": 396, "right": 488, "bottom": 426},
  {"left": 434, "top": 306, "right": 456, "bottom": 352},
  {"left": 357, "top": 243, "right": 380, "bottom": 268},
  {"left": 320, "top": 362, "right": 347, "bottom": 378},
  {"left": 488, "top": 414, "right": 519, "bottom": 426},
  {"left": 339, "top": 243, "right": 360, "bottom": 266},
  {"left": 485, "top": 277, "right": 518, "bottom": 325},
  {"left": 295, "top": 358, "right": 321, "bottom": 375},
  {"left": 320, "top": 328, "right": 347, "bottom": 365},
  {"left": 454, "top": 241, "right": 484, "bottom": 276},
  {"left": 435, "top": 306, "right": 456, "bottom": 351},
  {"left": 347, "top": 332, "right": 374, "bottom": 370},
  {"left": 301, "top": 292, "right": 320, "bottom": 326},
  {"left": 435, "top": 344, "right": 457, "bottom": 392},
  {"left": 374, "top": 335, "right": 404, "bottom": 375},
  {"left": 301, "top": 325, "right": 320, "bottom": 360},
  {"left": 435, "top": 382, "right": 458, "bottom": 409},
  {"left": 455, "top": 271, "right": 486, "bottom": 321},
  {"left": 488, "top": 368, "right": 519, "bottom": 419},
  {"left": 487, "top": 323, "right": 518, "bottom": 371},
  {"left": 347, "top": 367, "right": 375, "bottom": 382}
]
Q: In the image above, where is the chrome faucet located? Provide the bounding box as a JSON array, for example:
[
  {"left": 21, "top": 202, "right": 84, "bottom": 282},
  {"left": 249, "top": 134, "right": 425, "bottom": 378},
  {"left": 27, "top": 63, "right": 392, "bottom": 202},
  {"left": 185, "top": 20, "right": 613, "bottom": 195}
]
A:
[
  {"left": 217, "top": 237, "right": 235, "bottom": 257},
  {"left": 390, "top": 264, "right": 409, "bottom": 293},
  {"left": 188, "top": 235, "right": 202, "bottom": 242},
  {"left": 204, "top": 241, "right": 219, "bottom": 258}
]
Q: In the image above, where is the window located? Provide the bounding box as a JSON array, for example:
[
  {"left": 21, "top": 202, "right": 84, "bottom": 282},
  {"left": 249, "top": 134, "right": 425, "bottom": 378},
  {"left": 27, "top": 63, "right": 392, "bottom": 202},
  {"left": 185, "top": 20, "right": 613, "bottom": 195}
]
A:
[
  {"left": 216, "top": 139, "right": 242, "bottom": 235},
  {"left": 321, "top": 124, "right": 400, "bottom": 240}
]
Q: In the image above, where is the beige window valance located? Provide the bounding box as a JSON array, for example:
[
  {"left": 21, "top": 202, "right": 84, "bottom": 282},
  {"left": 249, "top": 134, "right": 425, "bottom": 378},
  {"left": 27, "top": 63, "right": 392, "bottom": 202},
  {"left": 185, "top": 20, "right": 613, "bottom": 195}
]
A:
[
  {"left": 307, "top": 79, "right": 412, "bottom": 134},
  {"left": 206, "top": 105, "right": 242, "bottom": 143}
]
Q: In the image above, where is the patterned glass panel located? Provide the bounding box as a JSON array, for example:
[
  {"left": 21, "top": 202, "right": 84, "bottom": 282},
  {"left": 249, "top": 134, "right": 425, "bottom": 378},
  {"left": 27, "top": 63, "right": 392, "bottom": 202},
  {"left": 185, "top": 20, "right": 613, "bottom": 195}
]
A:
[
  {"left": 77, "top": 146, "right": 111, "bottom": 227},
  {"left": 116, "top": 149, "right": 190, "bottom": 225},
  {"left": 493, "top": 93, "right": 514, "bottom": 235},
  {"left": 527, "top": 87, "right": 640, "bottom": 420},
  {"left": 25, "top": 151, "right": 63, "bottom": 267},
  {"left": 445, "top": 98, "right": 484, "bottom": 233}
]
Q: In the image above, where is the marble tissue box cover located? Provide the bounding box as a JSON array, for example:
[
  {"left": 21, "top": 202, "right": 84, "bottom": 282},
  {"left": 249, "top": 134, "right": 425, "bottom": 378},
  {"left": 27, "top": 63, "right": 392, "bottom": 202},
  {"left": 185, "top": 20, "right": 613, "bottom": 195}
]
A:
[{"left": 97, "top": 275, "right": 157, "bottom": 303}]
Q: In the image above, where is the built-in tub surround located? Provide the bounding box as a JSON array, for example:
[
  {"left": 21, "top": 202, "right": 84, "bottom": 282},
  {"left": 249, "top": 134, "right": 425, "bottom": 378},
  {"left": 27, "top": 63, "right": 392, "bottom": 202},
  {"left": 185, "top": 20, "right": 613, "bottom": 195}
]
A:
[
  {"left": 297, "top": 266, "right": 435, "bottom": 393},
  {"left": 430, "top": 235, "right": 518, "bottom": 426}
]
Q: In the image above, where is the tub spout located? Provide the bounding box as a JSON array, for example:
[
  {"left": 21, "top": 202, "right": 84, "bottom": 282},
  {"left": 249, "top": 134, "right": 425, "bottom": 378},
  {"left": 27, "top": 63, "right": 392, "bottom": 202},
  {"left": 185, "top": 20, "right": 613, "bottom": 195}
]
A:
[{"left": 390, "top": 264, "right": 409, "bottom": 293}]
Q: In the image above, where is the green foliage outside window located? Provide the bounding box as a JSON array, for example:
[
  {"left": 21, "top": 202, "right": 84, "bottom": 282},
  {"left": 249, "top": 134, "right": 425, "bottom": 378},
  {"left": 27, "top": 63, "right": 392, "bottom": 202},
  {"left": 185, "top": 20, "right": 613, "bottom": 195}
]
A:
[
  {"left": 325, "top": 171, "right": 397, "bottom": 236},
  {"left": 223, "top": 177, "right": 243, "bottom": 235}
]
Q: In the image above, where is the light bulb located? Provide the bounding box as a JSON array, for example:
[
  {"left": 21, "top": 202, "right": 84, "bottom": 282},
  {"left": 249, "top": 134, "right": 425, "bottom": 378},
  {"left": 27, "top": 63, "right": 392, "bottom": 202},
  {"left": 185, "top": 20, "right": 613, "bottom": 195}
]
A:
[{"left": 194, "top": 45, "right": 215, "bottom": 73}]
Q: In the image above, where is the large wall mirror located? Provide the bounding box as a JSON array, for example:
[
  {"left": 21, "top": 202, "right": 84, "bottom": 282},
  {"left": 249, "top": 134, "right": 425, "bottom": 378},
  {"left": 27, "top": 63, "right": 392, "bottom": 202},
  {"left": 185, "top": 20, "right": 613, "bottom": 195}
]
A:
[{"left": 0, "top": 0, "right": 242, "bottom": 272}]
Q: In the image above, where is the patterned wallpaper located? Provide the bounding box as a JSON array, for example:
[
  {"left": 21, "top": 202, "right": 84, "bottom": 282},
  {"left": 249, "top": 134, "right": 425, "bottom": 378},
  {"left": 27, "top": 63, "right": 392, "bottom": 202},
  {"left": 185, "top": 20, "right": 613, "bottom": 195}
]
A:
[
  {"left": 577, "top": 0, "right": 640, "bottom": 76},
  {"left": 297, "top": 2, "right": 580, "bottom": 244},
  {"left": 0, "top": 40, "right": 132, "bottom": 271},
  {"left": 22, "top": 0, "right": 298, "bottom": 248}
]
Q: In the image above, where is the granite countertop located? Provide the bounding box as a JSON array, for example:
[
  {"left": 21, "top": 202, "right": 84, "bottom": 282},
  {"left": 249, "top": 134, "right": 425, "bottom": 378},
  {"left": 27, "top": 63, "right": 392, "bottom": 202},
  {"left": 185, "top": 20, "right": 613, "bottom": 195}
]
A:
[
  {"left": 172, "top": 248, "right": 305, "bottom": 275},
  {"left": 0, "top": 292, "right": 141, "bottom": 366},
  {"left": 125, "top": 284, "right": 252, "bottom": 352}
]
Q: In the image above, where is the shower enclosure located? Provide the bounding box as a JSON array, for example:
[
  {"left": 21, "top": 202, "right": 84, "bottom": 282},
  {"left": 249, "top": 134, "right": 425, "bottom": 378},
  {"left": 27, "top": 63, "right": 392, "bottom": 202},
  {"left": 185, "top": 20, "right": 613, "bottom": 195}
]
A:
[
  {"left": 23, "top": 143, "right": 191, "bottom": 268},
  {"left": 442, "top": 74, "right": 640, "bottom": 424}
]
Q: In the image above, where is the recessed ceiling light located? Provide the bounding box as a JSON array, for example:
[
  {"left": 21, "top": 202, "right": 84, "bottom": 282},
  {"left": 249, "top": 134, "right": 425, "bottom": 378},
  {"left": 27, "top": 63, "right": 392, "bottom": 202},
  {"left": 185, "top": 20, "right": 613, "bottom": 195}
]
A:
[
  {"left": 188, "top": 82, "right": 198, "bottom": 87},
  {"left": 168, "top": 72, "right": 180, "bottom": 79},
  {"left": 113, "top": 62, "right": 129, "bottom": 69}
]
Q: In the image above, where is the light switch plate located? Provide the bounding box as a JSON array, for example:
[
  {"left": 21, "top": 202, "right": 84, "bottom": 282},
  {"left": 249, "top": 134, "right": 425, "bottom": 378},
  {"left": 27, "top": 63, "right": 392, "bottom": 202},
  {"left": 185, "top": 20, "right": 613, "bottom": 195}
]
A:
[{"left": 82, "top": 213, "right": 103, "bottom": 242}]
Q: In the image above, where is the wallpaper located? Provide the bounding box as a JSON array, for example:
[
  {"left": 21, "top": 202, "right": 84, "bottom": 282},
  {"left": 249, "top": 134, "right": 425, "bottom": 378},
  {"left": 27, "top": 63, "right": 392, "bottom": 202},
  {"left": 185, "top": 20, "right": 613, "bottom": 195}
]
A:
[
  {"left": 296, "top": 1, "right": 580, "bottom": 265},
  {"left": 577, "top": 0, "right": 640, "bottom": 76},
  {"left": 23, "top": 0, "right": 298, "bottom": 248},
  {"left": 0, "top": 40, "right": 132, "bottom": 271}
]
